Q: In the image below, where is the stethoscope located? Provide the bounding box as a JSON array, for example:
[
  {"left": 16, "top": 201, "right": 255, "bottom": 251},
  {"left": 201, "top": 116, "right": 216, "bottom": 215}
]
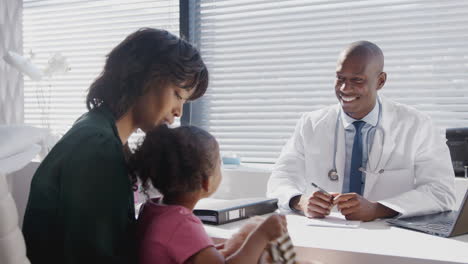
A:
[{"left": 328, "top": 100, "right": 385, "bottom": 181}]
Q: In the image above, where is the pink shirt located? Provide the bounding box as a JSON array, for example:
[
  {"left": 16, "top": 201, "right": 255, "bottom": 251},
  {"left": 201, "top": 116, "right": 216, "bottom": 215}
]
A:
[{"left": 136, "top": 198, "right": 214, "bottom": 264}]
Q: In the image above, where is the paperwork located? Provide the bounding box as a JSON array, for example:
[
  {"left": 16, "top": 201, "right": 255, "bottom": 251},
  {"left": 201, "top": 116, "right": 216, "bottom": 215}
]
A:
[
  {"left": 307, "top": 212, "right": 360, "bottom": 228},
  {"left": 288, "top": 212, "right": 360, "bottom": 228}
]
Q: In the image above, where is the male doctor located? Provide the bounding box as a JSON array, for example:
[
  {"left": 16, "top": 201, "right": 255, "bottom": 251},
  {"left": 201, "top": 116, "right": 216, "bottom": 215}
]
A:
[{"left": 267, "top": 41, "right": 455, "bottom": 221}]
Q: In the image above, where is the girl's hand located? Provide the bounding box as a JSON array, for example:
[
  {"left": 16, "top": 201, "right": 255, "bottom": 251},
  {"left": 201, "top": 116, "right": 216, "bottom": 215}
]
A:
[
  {"left": 255, "top": 214, "right": 287, "bottom": 242},
  {"left": 221, "top": 216, "right": 265, "bottom": 257}
]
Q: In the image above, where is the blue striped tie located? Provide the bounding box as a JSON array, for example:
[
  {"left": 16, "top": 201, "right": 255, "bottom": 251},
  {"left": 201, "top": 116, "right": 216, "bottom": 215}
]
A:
[{"left": 350, "top": 121, "right": 365, "bottom": 195}]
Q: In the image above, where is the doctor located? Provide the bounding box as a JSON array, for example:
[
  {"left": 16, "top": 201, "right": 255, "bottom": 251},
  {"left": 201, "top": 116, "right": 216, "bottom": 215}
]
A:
[{"left": 267, "top": 41, "right": 455, "bottom": 221}]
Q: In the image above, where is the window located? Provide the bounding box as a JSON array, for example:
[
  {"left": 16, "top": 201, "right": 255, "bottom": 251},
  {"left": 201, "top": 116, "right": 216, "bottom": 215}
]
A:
[
  {"left": 23, "top": 0, "right": 180, "bottom": 138},
  {"left": 192, "top": 0, "right": 468, "bottom": 163}
]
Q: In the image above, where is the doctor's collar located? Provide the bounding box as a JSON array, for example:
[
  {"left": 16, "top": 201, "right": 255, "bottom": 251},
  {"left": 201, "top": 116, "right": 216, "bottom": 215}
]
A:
[{"left": 341, "top": 98, "right": 380, "bottom": 129}]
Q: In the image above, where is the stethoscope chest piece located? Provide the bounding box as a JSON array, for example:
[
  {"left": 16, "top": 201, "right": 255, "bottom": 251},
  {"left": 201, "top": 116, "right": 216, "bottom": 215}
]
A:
[{"left": 328, "top": 169, "right": 339, "bottom": 181}]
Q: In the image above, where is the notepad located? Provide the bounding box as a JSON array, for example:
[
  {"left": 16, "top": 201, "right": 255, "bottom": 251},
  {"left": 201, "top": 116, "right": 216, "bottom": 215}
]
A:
[{"left": 306, "top": 212, "right": 360, "bottom": 228}]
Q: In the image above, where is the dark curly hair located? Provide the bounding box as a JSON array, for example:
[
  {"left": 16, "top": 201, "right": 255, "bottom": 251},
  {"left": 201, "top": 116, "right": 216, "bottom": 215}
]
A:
[
  {"left": 128, "top": 125, "right": 219, "bottom": 200},
  {"left": 86, "top": 28, "right": 209, "bottom": 120}
]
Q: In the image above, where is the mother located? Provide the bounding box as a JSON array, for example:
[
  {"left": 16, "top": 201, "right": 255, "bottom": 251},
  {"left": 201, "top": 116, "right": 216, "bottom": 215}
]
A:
[{"left": 23, "top": 28, "right": 208, "bottom": 264}]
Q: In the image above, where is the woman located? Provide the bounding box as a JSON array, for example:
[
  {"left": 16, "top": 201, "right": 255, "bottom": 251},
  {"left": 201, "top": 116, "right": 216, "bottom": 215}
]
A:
[{"left": 22, "top": 28, "right": 208, "bottom": 264}]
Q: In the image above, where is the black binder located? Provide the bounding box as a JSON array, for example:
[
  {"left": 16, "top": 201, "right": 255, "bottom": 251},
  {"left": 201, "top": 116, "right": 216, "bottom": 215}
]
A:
[{"left": 193, "top": 197, "right": 278, "bottom": 225}]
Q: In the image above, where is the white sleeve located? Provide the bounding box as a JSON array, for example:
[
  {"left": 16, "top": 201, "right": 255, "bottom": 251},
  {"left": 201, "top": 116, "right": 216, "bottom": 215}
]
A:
[
  {"left": 267, "top": 114, "right": 308, "bottom": 213},
  {"left": 379, "top": 116, "right": 456, "bottom": 217}
]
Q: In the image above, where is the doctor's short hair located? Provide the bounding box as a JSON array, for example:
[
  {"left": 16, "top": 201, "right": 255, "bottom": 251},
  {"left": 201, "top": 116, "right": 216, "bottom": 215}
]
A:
[
  {"left": 128, "top": 125, "right": 219, "bottom": 199},
  {"left": 86, "top": 28, "right": 209, "bottom": 120}
]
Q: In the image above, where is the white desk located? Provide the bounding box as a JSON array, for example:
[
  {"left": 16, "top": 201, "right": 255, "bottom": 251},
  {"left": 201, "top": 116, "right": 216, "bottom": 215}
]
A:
[{"left": 204, "top": 214, "right": 468, "bottom": 264}]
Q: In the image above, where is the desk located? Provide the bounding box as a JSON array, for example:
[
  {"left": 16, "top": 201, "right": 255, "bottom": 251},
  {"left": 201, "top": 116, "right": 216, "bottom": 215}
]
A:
[{"left": 204, "top": 214, "right": 468, "bottom": 264}]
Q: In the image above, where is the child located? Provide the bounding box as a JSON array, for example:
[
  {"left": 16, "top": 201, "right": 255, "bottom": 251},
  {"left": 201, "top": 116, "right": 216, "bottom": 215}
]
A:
[{"left": 129, "top": 125, "right": 287, "bottom": 264}]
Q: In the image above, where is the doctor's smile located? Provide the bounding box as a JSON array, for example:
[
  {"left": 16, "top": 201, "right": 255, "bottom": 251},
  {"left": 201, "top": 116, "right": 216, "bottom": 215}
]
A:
[{"left": 339, "top": 94, "right": 361, "bottom": 103}]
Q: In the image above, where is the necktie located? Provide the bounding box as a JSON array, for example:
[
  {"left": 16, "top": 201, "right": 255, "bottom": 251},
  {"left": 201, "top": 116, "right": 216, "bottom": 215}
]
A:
[{"left": 350, "top": 121, "right": 365, "bottom": 195}]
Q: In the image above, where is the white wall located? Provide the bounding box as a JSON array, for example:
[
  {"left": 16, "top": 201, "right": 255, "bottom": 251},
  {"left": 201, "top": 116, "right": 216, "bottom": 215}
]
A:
[
  {"left": 0, "top": 0, "right": 23, "bottom": 125},
  {"left": 215, "top": 168, "right": 468, "bottom": 209},
  {"left": 212, "top": 166, "right": 271, "bottom": 199},
  {"left": 10, "top": 162, "right": 273, "bottom": 226},
  {"left": 11, "top": 161, "right": 468, "bottom": 228}
]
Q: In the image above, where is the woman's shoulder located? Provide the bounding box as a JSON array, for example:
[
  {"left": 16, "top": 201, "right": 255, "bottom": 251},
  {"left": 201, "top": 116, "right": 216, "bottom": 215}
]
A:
[
  {"left": 64, "top": 124, "right": 120, "bottom": 150},
  {"left": 55, "top": 110, "right": 122, "bottom": 157},
  {"left": 47, "top": 132, "right": 122, "bottom": 174},
  {"left": 69, "top": 108, "right": 119, "bottom": 141},
  {"left": 38, "top": 118, "right": 125, "bottom": 184}
]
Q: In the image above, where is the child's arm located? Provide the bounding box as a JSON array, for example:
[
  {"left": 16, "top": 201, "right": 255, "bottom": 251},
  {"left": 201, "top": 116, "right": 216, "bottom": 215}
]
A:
[
  {"left": 220, "top": 216, "right": 265, "bottom": 257},
  {"left": 226, "top": 214, "right": 286, "bottom": 263},
  {"left": 190, "top": 214, "right": 287, "bottom": 264}
]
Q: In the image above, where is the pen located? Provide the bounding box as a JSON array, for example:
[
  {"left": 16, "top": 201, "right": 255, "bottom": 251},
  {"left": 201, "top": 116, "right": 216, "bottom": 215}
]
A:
[{"left": 311, "top": 182, "right": 331, "bottom": 195}]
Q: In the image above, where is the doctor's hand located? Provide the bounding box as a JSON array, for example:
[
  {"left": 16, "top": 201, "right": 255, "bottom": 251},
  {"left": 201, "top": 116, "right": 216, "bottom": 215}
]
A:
[
  {"left": 333, "top": 193, "right": 377, "bottom": 221},
  {"left": 333, "top": 193, "right": 398, "bottom": 222},
  {"left": 294, "top": 192, "right": 337, "bottom": 218}
]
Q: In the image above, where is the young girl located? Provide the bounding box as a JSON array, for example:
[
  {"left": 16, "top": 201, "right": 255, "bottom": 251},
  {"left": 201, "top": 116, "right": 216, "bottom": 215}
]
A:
[{"left": 129, "top": 125, "right": 287, "bottom": 264}]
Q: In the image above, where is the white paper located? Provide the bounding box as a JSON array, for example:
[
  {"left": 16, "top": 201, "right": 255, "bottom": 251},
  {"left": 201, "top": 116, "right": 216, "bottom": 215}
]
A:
[
  {"left": 287, "top": 212, "right": 360, "bottom": 229},
  {"left": 306, "top": 212, "right": 360, "bottom": 228}
]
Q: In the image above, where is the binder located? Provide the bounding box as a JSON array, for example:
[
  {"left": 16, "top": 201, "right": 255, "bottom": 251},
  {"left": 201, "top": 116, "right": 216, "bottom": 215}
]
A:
[{"left": 193, "top": 197, "right": 278, "bottom": 225}]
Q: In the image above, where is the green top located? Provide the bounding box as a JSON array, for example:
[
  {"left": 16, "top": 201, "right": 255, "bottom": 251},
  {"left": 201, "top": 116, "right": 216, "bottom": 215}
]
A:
[{"left": 23, "top": 106, "right": 136, "bottom": 264}]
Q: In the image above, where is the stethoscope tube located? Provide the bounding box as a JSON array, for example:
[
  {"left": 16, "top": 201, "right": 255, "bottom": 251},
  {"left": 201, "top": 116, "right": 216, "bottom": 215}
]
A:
[
  {"left": 328, "top": 113, "right": 341, "bottom": 181},
  {"left": 328, "top": 99, "right": 384, "bottom": 181}
]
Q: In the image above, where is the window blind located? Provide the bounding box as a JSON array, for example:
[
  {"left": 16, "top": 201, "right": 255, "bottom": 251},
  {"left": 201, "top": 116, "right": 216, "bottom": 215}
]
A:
[
  {"left": 192, "top": 0, "right": 468, "bottom": 163},
  {"left": 23, "top": 0, "right": 180, "bottom": 141}
]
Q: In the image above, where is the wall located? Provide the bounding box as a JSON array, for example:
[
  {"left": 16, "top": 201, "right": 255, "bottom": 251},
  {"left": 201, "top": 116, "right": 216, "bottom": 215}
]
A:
[
  {"left": 0, "top": 0, "right": 23, "bottom": 125},
  {"left": 212, "top": 166, "right": 271, "bottom": 199},
  {"left": 10, "top": 162, "right": 272, "bottom": 226},
  {"left": 11, "top": 161, "right": 468, "bottom": 228}
]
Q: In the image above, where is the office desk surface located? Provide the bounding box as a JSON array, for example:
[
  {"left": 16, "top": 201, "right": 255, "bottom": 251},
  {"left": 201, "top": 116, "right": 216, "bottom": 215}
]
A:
[{"left": 204, "top": 214, "right": 468, "bottom": 264}]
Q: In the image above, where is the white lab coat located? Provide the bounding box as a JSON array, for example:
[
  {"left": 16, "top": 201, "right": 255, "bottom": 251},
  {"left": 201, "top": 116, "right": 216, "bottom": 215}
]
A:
[{"left": 267, "top": 97, "right": 456, "bottom": 217}]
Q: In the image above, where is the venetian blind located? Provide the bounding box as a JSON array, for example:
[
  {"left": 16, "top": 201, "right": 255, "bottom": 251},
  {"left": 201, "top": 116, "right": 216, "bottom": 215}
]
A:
[
  {"left": 23, "top": 0, "right": 180, "bottom": 140},
  {"left": 192, "top": 0, "right": 468, "bottom": 163}
]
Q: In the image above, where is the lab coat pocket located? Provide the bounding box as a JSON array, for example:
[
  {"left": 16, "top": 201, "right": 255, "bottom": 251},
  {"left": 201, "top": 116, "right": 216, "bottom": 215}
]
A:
[{"left": 377, "top": 169, "right": 414, "bottom": 192}]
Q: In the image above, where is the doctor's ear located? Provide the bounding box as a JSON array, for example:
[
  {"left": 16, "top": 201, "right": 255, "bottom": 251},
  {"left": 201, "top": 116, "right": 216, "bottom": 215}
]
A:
[{"left": 377, "top": 72, "right": 387, "bottom": 90}]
